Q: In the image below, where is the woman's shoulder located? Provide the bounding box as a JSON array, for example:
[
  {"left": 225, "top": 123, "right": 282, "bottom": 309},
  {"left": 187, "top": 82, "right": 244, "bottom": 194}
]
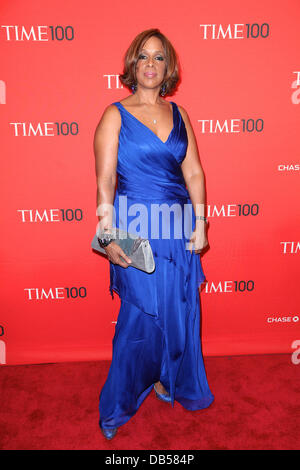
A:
[
  {"left": 101, "top": 101, "right": 123, "bottom": 120},
  {"left": 94, "top": 102, "right": 121, "bottom": 135}
]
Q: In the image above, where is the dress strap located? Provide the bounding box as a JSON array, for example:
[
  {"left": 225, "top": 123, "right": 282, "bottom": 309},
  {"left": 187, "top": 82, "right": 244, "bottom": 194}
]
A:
[{"left": 112, "top": 101, "right": 121, "bottom": 109}]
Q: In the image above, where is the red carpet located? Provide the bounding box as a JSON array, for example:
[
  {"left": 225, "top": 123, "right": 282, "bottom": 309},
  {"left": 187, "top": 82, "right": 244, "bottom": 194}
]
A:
[{"left": 0, "top": 353, "right": 299, "bottom": 450}]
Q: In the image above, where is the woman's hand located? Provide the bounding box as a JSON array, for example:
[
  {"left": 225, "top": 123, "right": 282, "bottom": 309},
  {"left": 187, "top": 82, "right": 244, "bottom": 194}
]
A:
[
  {"left": 104, "top": 241, "right": 132, "bottom": 268},
  {"left": 187, "top": 221, "right": 209, "bottom": 254}
]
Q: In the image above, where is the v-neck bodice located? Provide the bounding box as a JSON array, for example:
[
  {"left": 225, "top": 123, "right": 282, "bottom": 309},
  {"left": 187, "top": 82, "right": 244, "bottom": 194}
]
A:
[
  {"left": 117, "top": 101, "right": 175, "bottom": 145},
  {"left": 112, "top": 100, "right": 189, "bottom": 202}
]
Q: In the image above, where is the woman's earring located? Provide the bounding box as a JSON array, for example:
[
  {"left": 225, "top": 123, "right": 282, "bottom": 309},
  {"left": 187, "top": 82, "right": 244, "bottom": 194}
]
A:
[
  {"left": 131, "top": 82, "right": 137, "bottom": 94},
  {"left": 160, "top": 83, "right": 167, "bottom": 96}
]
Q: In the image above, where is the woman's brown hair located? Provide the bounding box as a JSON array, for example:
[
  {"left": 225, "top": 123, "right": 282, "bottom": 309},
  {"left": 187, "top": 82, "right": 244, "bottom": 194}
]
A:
[{"left": 119, "top": 28, "right": 180, "bottom": 96}]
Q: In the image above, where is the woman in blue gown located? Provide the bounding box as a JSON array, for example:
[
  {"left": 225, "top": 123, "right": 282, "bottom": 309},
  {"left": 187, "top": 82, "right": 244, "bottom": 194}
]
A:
[{"left": 94, "top": 29, "right": 214, "bottom": 440}]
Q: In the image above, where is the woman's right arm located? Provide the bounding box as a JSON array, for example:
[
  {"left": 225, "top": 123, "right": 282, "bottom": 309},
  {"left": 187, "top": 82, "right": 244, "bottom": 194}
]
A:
[{"left": 93, "top": 105, "right": 132, "bottom": 268}]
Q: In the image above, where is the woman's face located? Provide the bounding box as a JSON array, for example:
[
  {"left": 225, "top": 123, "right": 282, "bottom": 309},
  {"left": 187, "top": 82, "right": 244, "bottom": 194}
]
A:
[{"left": 135, "top": 36, "right": 167, "bottom": 91}]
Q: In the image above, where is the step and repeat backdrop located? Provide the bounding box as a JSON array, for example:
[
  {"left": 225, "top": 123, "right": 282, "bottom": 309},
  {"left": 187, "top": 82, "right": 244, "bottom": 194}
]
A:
[{"left": 1, "top": 0, "right": 299, "bottom": 365}]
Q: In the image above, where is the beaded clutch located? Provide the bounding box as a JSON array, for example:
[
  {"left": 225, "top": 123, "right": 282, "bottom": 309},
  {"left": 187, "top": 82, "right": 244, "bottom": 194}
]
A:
[{"left": 91, "top": 227, "right": 155, "bottom": 274}]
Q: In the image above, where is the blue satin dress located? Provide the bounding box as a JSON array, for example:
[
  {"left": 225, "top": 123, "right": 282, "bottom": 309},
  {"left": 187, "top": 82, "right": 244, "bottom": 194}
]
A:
[{"left": 99, "top": 101, "right": 214, "bottom": 429}]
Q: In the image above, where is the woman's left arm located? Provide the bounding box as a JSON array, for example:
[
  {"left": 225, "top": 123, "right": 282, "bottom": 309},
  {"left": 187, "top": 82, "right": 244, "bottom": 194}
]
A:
[{"left": 178, "top": 105, "right": 209, "bottom": 254}]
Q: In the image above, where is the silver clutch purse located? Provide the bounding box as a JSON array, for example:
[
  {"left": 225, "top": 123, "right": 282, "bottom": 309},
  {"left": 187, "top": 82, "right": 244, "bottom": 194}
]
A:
[{"left": 91, "top": 227, "right": 155, "bottom": 274}]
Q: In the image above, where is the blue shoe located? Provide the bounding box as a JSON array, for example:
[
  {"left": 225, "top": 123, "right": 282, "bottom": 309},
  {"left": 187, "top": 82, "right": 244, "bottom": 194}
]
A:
[
  {"left": 154, "top": 384, "right": 172, "bottom": 403},
  {"left": 100, "top": 426, "right": 118, "bottom": 440}
]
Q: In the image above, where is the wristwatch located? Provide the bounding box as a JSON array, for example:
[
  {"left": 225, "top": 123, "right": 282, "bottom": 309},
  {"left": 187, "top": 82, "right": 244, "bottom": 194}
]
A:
[
  {"left": 97, "top": 237, "right": 114, "bottom": 248},
  {"left": 97, "top": 231, "right": 115, "bottom": 248},
  {"left": 195, "top": 215, "right": 208, "bottom": 224}
]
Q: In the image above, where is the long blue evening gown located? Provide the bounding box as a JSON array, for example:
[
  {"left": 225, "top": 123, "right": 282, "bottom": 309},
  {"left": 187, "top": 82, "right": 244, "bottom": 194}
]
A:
[{"left": 99, "top": 100, "right": 214, "bottom": 429}]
